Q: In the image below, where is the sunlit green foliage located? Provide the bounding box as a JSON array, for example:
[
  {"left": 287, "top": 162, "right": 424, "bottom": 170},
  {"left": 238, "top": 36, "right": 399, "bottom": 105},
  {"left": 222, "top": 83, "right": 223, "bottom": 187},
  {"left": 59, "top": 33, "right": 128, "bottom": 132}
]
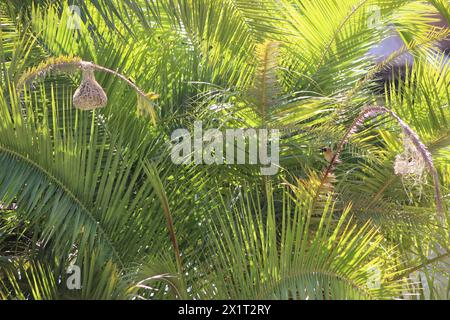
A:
[{"left": 0, "top": 0, "right": 448, "bottom": 300}]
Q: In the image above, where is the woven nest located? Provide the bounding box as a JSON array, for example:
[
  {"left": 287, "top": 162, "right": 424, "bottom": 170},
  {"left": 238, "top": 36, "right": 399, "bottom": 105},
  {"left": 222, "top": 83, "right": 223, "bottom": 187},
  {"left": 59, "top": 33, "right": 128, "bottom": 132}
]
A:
[
  {"left": 394, "top": 135, "right": 427, "bottom": 184},
  {"left": 73, "top": 65, "right": 107, "bottom": 110}
]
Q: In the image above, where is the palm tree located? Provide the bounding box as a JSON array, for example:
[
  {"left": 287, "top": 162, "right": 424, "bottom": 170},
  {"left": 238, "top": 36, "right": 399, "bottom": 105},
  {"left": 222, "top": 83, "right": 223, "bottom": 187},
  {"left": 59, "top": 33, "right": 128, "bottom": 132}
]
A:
[{"left": 0, "top": 0, "right": 448, "bottom": 300}]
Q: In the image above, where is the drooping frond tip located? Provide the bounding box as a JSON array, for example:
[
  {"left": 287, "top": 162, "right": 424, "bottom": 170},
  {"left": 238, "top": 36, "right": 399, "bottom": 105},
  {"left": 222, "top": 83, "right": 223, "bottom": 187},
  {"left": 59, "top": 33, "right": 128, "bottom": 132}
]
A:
[
  {"left": 16, "top": 56, "right": 83, "bottom": 89},
  {"left": 137, "top": 92, "right": 159, "bottom": 125}
]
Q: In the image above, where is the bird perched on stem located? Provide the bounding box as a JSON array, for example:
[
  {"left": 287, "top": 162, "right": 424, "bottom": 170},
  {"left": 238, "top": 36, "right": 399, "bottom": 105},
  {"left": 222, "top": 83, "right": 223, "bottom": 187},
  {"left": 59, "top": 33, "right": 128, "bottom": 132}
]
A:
[{"left": 321, "top": 147, "right": 341, "bottom": 164}]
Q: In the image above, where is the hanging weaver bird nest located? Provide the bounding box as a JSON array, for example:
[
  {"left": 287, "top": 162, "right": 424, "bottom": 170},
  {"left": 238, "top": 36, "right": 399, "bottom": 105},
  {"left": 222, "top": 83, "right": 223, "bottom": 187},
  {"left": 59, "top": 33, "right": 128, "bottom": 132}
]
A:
[
  {"left": 332, "top": 106, "right": 444, "bottom": 221},
  {"left": 73, "top": 63, "right": 107, "bottom": 110},
  {"left": 17, "top": 56, "right": 158, "bottom": 123},
  {"left": 394, "top": 130, "right": 427, "bottom": 185}
]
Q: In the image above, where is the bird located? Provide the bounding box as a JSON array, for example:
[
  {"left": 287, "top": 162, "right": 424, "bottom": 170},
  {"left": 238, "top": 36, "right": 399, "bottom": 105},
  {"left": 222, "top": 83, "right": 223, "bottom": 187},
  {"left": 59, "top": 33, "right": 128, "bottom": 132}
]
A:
[{"left": 321, "top": 147, "right": 341, "bottom": 164}]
